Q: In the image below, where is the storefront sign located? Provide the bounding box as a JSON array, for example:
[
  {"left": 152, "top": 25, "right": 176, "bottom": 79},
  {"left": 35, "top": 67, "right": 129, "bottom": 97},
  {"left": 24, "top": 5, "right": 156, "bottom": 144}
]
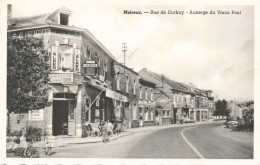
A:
[
  {"left": 74, "top": 49, "right": 81, "bottom": 72},
  {"left": 28, "top": 109, "right": 44, "bottom": 121},
  {"left": 49, "top": 73, "right": 74, "bottom": 83},
  {"left": 83, "top": 63, "right": 98, "bottom": 68},
  {"left": 51, "top": 46, "right": 58, "bottom": 70},
  {"left": 106, "top": 89, "right": 127, "bottom": 102}
]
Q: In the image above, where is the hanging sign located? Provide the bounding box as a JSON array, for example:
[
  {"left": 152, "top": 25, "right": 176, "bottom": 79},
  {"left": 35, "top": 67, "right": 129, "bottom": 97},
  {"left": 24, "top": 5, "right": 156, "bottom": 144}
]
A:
[
  {"left": 74, "top": 49, "right": 81, "bottom": 72},
  {"left": 51, "top": 46, "right": 58, "bottom": 70}
]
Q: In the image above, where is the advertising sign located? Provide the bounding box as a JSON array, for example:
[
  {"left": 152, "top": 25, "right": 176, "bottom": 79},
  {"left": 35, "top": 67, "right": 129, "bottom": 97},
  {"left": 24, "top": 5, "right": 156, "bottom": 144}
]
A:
[
  {"left": 28, "top": 109, "right": 44, "bottom": 121},
  {"left": 74, "top": 49, "right": 81, "bottom": 72},
  {"left": 51, "top": 46, "right": 58, "bottom": 70},
  {"left": 49, "top": 73, "right": 74, "bottom": 83},
  {"left": 106, "top": 89, "right": 127, "bottom": 102}
]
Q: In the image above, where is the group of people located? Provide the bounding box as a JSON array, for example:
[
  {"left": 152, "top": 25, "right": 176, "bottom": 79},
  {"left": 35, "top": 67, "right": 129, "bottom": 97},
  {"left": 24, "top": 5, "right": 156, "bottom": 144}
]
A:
[{"left": 13, "top": 132, "right": 55, "bottom": 157}]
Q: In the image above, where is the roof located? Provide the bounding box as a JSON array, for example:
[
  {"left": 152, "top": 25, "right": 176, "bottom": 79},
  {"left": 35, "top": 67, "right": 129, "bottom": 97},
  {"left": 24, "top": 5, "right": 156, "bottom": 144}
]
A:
[
  {"left": 9, "top": 13, "right": 51, "bottom": 28},
  {"left": 8, "top": 8, "right": 115, "bottom": 60},
  {"left": 139, "top": 78, "right": 156, "bottom": 87},
  {"left": 155, "top": 99, "right": 172, "bottom": 109},
  {"left": 113, "top": 61, "right": 139, "bottom": 75},
  {"left": 139, "top": 68, "right": 188, "bottom": 93}
]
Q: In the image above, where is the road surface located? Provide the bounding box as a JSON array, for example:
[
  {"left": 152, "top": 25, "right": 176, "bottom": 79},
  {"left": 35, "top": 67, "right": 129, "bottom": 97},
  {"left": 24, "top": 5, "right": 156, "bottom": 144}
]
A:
[{"left": 8, "top": 122, "right": 253, "bottom": 159}]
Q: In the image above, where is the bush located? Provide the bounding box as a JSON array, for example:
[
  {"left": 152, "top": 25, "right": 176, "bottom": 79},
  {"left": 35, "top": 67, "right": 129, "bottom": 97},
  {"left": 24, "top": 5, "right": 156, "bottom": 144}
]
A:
[{"left": 26, "top": 126, "right": 42, "bottom": 142}]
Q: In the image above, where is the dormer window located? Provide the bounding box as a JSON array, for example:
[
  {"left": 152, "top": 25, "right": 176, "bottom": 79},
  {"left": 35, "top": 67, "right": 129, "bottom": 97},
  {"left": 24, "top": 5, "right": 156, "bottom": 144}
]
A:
[{"left": 60, "top": 13, "right": 69, "bottom": 25}]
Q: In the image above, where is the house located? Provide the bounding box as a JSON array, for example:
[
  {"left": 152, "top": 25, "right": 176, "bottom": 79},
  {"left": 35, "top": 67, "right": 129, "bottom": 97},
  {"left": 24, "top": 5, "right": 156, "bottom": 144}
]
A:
[
  {"left": 139, "top": 68, "right": 214, "bottom": 124},
  {"left": 8, "top": 6, "right": 117, "bottom": 137}
]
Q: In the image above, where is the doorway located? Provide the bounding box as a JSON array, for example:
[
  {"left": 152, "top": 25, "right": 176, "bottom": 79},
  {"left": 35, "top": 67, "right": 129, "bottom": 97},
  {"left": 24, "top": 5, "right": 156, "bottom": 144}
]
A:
[{"left": 53, "top": 101, "right": 69, "bottom": 136}]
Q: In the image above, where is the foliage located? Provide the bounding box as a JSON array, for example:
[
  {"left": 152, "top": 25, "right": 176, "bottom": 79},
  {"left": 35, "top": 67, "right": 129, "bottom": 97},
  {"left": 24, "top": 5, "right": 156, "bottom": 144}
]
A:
[
  {"left": 214, "top": 99, "right": 230, "bottom": 118},
  {"left": 7, "top": 36, "right": 50, "bottom": 113},
  {"left": 26, "top": 126, "right": 42, "bottom": 142}
]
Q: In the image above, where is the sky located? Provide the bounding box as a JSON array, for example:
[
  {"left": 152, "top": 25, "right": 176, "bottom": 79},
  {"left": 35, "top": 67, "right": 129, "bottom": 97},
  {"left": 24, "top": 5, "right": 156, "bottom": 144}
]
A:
[{"left": 10, "top": 1, "right": 254, "bottom": 101}]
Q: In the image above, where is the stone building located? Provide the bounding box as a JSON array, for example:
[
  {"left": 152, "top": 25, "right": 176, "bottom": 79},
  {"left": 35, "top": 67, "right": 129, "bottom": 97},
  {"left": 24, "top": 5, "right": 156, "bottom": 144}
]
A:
[{"left": 8, "top": 7, "right": 117, "bottom": 136}]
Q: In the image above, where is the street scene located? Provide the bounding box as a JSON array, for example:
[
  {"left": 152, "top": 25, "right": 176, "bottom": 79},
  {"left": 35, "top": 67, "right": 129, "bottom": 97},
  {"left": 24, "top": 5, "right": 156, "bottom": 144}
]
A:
[{"left": 5, "top": 2, "right": 254, "bottom": 161}]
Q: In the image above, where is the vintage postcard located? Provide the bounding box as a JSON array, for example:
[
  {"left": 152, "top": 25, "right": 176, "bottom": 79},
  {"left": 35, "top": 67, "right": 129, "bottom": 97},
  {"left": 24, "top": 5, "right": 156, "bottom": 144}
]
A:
[{"left": 0, "top": 0, "right": 259, "bottom": 165}]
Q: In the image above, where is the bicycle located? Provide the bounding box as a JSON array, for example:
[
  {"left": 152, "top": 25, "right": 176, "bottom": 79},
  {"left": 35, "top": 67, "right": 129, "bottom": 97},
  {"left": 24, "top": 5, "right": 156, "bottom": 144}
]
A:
[
  {"left": 102, "top": 127, "right": 110, "bottom": 143},
  {"left": 14, "top": 142, "right": 39, "bottom": 158}
]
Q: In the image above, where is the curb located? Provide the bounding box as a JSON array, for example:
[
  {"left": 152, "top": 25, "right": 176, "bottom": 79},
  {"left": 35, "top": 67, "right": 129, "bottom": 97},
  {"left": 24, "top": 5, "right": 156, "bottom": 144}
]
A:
[{"left": 66, "top": 132, "right": 132, "bottom": 146}]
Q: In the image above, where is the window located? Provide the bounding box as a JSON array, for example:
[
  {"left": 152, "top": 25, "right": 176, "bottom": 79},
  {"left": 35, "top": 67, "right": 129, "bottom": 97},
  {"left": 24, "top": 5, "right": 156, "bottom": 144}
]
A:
[
  {"left": 162, "top": 109, "right": 171, "bottom": 118},
  {"left": 145, "top": 88, "right": 148, "bottom": 100},
  {"left": 59, "top": 45, "right": 73, "bottom": 70},
  {"left": 139, "top": 107, "right": 142, "bottom": 114},
  {"left": 96, "top": 96, "right": 100, "bottom": 106},
  {"left": 145, "top": 108, "right": 149, "bottom": 121},
  {"left": 87, "top": 49, "right": 91, "bottom": 60},
  {"left": 151, "top": 89, "right": 154, "bottom": 101},
  {"left": 95, "top": 109, "right": 99, "bottom": 117},
  {"left": 139, "top": 86, "right": 143, "bottom": 99},
  {"left": 116, "top": 76, "right": 120, "bottom": 90},
  {"left": 133, "top": 104, "right": 137, "bottom": 120},
  {"left": 102, "top": 109, "right": 105, "bottom": 121},
  {"left": 126, "top": 75, "right": 129, "bottom": 93},
  {"left": 133, "top": 79, "right": 136, "bottom": 95},
  {"left": 116, "top": 68, "right": 121, "bottom": 90},
  {"left": 104, "top": 60, "right": 107, "bottom": 81},
  {"left": 60, "top": 13, "right": 69, "bottom": 25},
  {"left": 151, "top": 108, "right": 154, "bottom": 120}
]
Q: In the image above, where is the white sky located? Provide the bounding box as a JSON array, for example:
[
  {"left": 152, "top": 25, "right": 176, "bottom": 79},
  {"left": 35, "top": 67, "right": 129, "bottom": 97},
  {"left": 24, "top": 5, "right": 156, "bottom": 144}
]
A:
[{"left": 10, "top": 1, "right": 254, "bottom": 101}]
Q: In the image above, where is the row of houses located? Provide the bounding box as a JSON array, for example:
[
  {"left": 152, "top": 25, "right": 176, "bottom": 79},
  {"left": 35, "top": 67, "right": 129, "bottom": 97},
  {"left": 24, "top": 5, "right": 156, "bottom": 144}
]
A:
[{"left": 7, "top": 6, "right": 215, "bottom": 137}]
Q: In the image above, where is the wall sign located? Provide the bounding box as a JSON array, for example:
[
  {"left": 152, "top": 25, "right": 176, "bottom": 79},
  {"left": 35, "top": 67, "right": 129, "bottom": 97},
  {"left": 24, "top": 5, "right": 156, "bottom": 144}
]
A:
[
  {"left": 51, "top": 46, "right": 58, "bottom": 70},
  {"left": 28, "top": 109, "right": 44, "bottom": 121},
  {"left": 49, "top": 73, "right": 74, "bottom": 83},
  {"left": 74, "top": 49, "right": 81, "bottom": 72}
]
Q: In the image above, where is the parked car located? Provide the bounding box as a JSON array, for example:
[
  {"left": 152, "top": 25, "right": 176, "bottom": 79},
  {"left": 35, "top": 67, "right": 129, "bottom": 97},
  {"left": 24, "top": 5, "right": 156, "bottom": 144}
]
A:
[{"left": 226, "top": 116, "right": 239, "bottom": 128}]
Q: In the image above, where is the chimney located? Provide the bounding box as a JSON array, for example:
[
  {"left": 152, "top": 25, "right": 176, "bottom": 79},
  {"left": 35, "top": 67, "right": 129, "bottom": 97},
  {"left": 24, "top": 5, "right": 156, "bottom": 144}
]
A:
[{"left": 7, "top": 4, "right": 12, "bottom": 26}]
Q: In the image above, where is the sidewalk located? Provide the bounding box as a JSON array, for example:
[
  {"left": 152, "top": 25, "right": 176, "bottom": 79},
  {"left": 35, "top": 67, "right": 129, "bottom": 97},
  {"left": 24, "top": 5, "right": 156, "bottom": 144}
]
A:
[{"left": 16, "top": 120, "right": 225, "bottom": 149}]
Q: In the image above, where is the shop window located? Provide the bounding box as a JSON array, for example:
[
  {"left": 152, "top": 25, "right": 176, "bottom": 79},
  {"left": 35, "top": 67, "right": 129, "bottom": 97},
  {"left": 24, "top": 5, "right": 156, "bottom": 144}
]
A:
[{"left": 163, "top": 109, "right": 171, "bottom": 118}]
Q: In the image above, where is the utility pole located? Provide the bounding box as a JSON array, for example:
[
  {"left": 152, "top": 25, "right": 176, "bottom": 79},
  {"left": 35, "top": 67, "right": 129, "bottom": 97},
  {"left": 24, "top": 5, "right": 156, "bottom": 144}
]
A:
[{"left": 122, "top": 43, "right": 127, "bottom": 124}]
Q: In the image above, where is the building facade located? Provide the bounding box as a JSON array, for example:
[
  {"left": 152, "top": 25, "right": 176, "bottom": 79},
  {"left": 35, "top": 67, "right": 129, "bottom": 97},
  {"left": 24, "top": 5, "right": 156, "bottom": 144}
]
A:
[{"left": 8, "top": 7, "right": 118, "bottom": 136}]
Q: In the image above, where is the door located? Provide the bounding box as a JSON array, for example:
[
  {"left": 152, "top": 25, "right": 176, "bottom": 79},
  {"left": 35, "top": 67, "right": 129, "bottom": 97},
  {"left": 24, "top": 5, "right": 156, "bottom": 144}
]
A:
[
  {"left": 53, "top": 101, "right": 69, "bottom": 136},
  {"left": 68, "top": 101, "right": 76, "bottom": 136}
]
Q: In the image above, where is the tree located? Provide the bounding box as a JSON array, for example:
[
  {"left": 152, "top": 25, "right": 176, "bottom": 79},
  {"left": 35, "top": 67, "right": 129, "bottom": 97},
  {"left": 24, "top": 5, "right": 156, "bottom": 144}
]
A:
[
  {"left": 214, "top": 99, "right": 229, "bottom": 120},
  {"left": 7, "top": 36, "right": 50, "bottom": 114}
]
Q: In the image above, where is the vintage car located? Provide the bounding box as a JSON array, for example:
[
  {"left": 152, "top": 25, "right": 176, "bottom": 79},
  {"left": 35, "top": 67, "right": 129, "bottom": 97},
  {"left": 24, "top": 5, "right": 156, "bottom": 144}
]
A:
[{"left": 226, "top": 116, "right": 239, "bottom": 128}]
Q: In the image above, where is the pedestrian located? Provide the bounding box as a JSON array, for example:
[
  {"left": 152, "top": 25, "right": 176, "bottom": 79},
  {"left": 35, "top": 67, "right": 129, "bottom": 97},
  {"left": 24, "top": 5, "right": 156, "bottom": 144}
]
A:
[
  {"left": 44, "top": 134, "right": 55, "bottom": 156},
  {"left": 20, "top": 132, "right": 28, "bottom": 156}
]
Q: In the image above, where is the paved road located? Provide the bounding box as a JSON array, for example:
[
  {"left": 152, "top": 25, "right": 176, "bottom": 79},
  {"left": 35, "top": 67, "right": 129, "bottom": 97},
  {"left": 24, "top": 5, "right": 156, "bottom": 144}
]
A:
[{"left": 8, "top": 122, "right": 253, "bottom": 159}]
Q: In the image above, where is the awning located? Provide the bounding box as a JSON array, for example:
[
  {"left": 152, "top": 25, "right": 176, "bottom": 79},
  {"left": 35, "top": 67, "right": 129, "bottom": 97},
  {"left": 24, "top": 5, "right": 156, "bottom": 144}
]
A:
[
  {"left": 106, "top": 88, "right": 128, "bottom": 102},
  {"left": 155, "top": 99, "right": 172, "bottom": 109}
]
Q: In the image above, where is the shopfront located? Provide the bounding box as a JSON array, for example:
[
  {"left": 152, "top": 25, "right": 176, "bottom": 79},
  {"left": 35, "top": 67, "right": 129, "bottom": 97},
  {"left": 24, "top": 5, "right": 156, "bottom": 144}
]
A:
[{"left": 105, "top": 88, "right": 127, "bottom": 122}]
